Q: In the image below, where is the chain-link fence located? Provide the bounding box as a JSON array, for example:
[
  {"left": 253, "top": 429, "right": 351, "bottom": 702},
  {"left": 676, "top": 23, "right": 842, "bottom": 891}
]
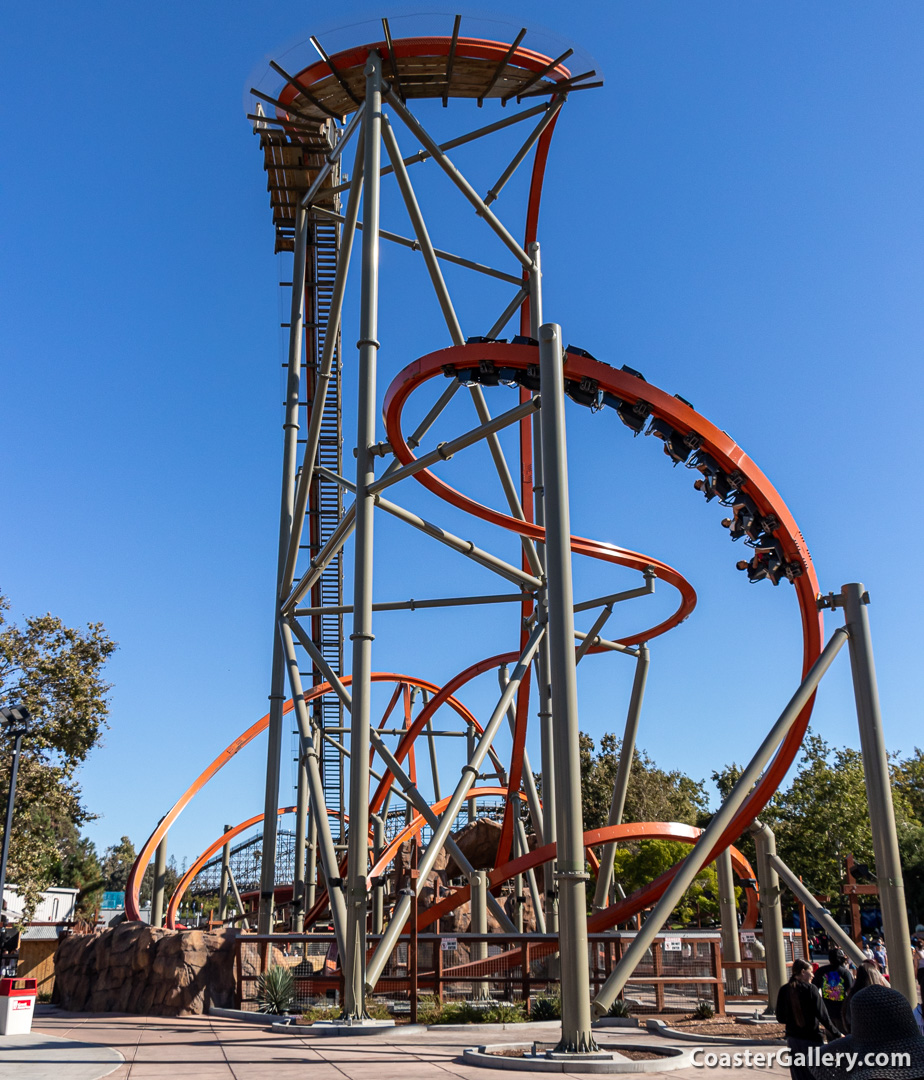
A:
[{"left": 724, "top": 928, "right": 807, "bottom": 998}]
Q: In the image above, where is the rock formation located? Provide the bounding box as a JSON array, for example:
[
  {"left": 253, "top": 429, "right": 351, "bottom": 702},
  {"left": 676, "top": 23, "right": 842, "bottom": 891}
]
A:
[{"left": 54, "top": 922, "right": 237, "bottom": 1016}]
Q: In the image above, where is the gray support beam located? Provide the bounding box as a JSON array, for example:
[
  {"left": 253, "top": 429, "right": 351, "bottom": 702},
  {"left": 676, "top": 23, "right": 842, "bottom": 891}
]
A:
[
  {"left": 279, "top": 621, "right": 347, "bottom": 953},
  {"left": 381, "top": 116, "right": 464, "bottom": 345},
  {"left": 318, "top": 468, "right": 543, "bottom": 590},
  {"left": 385, "top": 89, "right": 533, "bottom": 269},
  {"left": 372, "top": 815, "right": 385, "bottom": 935},
  {"left": 226, "top": 862, "right": 249, "bottom": 931},
  {"left": 516, "top": 815, "right": 547, "bottom": 934},
  {"left": 364, "top": 624, "right": 545, "bottom": 992},
  {"left": 499, "top": 664, "right": 544, "bottom": 843},
  {"left": 470, "top": 870, "right": 490, "bottom": 999},
  {"left": 259, "top": 199, "right": 311, "bottom": 935},
  {"left": 841, "top": 583, "right": 916, "bottom": 1004},
  {"left": 750, "top": 821, "right": 787, "bottom": 1014},
  {"left": 343, "top": 51, "right": 383, "bottom": 1020},
  {"left": 306, "top": 803, "right": 318, "bottom": 914},
  {"left": 281, "top": 125, "right": 365, "bottom": 595},
  {"left": 591, "top": 625, "right": 849, "bottom": 1016},
  {"left": 538, "top": 322, "right": 595, "bottom": 1054},
  {"left": 319, "top": 102, "right": 550, "bottom": 202},
  {"left": 218, "top": 827, "right": 231, "bottom": 924},
  {"left": 468, "top": 386, "right": 543, "bottom": 577},
  {"left": 293, "top": 752, "right": 309, "bottom": 932},
  {"left": 151, "top": 835, "right": 167, "bottom": 928},
  {"left": 716, "top": 845, "right": 742, "bottom": 995},
  {"left": 485, "top": 97, "right": 565, "bottom": 205},
  {"left": 467, "top": 726, "right": 477, "bottom": 823},
  {"left": 367, "top": 395, "right": 541, "bottom": 496},
  {"left": 593, "top": 645, "right": 650, "bottom": 910},
  {"left": 767, "top": 851, "right": 864, "bottom": 967},
  {"left": 366, "top": 723, "right": 516, "bottom": 933}
]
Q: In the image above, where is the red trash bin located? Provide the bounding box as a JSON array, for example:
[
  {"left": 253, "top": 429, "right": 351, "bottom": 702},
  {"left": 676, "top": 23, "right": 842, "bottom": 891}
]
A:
[{"left": 0, "top": 977, "right": 37, "bottom": 1035}]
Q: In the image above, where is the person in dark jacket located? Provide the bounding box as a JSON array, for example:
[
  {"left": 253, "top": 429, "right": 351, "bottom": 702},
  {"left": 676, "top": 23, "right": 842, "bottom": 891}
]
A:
[
  {"left": 841, "top": 959, "right": 888, "bottom": 1034},
  {"left": 776, "top": 959, "right": 840, "bottom": 1080},
  {"left": 812, "top": 948, "right": 854, "bottom": 1034}
]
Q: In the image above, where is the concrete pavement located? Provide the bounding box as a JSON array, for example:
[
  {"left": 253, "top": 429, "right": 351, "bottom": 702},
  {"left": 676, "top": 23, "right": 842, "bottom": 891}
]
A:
[{"left": 16, "top": 1007, "right": 791, "bottom": 1080}]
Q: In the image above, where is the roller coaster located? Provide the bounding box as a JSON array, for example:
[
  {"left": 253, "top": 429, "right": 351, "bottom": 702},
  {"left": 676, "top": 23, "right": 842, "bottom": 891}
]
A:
[{"left": 123, "top": 14, "right": 914, "bottom": 1050}]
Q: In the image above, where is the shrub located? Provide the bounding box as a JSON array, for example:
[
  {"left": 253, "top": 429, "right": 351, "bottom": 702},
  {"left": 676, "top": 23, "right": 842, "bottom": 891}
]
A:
[
  {"left": 530, "top": 995, "right": 561, "bottom": 1022},
  {"left": 692, "top": 1000, "right": 716, "bottom": 1020},
  {"left": 608, "top": 997, "right": 632, "bottom": 1018},
  {"left": 486, "top": 1000, "right": 525, "bottom": 1023},
  {"left": 364, "top": 999, "right": 391, "bottom": 1020},
  {"left": 256, "top": 965, "right": 295, "bottom": 1015},
  {"left": 416, "top": 994, "right": 443, "bottom": 1025},
  {"left": 301, "top": 1004, "right": 341, "bottom": 1023}
]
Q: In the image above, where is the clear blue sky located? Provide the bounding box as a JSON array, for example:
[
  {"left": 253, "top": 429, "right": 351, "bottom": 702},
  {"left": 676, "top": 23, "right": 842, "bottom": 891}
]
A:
[{"left": 3, "top": 2, "right": 924, "bottom": 873}]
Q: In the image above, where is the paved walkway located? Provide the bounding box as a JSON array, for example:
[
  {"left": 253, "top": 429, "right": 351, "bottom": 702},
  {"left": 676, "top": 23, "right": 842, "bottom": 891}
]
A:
[{"left": 17, "top": 1008, "right": 790, "bottom": 1080}]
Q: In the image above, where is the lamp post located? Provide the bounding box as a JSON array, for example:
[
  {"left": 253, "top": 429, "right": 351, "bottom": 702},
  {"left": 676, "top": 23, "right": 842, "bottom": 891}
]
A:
[{"left": 0, "top": 706, "right": 31, "bottom": 916}]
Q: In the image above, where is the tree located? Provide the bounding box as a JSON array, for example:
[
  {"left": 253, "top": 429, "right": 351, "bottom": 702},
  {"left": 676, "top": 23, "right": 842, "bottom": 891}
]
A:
[
  {"left": 574, "top": 733, "right": 714, "bottom": 926},
  {"left": 714, "top": 730, "right": 924, "bottom": 924},
  {"left": 102, "top": 836, "right": 136, "bottom": 894},
  {"left": 576, "top": 732, "right": 708, "bottom": 832},
  {"left": 0, "top": 591, "right": 116, "bottom": 919}
]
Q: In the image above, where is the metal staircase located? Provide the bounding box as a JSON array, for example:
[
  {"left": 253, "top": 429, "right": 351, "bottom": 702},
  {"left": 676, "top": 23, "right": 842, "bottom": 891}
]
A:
[{"left": 257, "top": 111, "right": 346, "bottom": 853}]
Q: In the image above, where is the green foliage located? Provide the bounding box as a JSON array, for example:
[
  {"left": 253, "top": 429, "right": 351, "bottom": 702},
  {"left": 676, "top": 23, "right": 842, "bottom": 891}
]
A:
[
  {"left": 419, "top": 997, "right": 523, "bottom": 1024},
  {"left": 529, "top": 994, "right": 561, "bottom": 1021},
  {"left": 486, "top": 1000, "right": 526, "bottom": 1023},
  {"left": 715, "top": 731, "right": 924, "bottom": 923},
  {"left": 0, "top": 592, "right": 116, "bottom": 919},
  {"left": 102, "top": 836, "right": 137, "bottom": 893},
  {"left": 301, "top": 1004, "right": 341, "bottom": 1023},
  {"left": 415, "top": 994, "right": 443, "bottom": 1025},
  {"left": 608, "top": 997, "right": 632, "bottom": 1018},
  {"left": 693, "top": 1000, "right": 715, "bottom": 1020},
  {"left": 364, "top": 1000, "right": 392, "bottom": 1020},
  {"left": 51, "top": 821, "right": 104, "bottom": 918},
  {"left": 576, "top": 733, "right": 708, "bottom": 831},
  {"left": 256, "top": 965, "right": 296, "bottom": 1015}
]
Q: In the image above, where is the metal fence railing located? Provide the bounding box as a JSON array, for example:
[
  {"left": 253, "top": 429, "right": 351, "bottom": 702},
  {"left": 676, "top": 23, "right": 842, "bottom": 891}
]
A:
[{"left": 234, "top": 930, "right": 726, "bottom": 1017}]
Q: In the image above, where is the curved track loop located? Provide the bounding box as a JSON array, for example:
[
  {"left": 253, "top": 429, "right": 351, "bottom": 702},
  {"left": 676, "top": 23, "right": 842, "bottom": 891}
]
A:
[
  {"left": 124, "top": 673, "right": 483, "bottom": 923},
  {"left": 381, "top": 342, "right": 824, "bottom": 926}
]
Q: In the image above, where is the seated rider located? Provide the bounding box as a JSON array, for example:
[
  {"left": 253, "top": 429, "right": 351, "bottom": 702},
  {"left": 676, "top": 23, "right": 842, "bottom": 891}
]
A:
[
  {"left": 736, "top": 540, "right": 784, "bottom": 584},
  {"left": 721, "top": 496, "right": 759, "bottom": 540}
]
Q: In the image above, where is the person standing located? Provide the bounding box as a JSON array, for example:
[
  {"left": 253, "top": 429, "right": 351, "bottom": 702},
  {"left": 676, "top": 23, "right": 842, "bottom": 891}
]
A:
[
  {"left": 912, "top": 937, "right": 924, "bottom": 1001},
  {"left": 812, "top": 948, "right": 854, "bottom": 1034},
  {"left": 776, "top": 959, "right": 839, "bottom": 1080},
  {"left": 871, "top": 939, "right": 888, "bottom": 976}
]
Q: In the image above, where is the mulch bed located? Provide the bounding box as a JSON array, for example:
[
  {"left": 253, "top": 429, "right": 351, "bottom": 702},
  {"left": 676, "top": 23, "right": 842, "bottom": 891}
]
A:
[{"left": 660, "top": 1016, "right": 785, "bottom": 1042}]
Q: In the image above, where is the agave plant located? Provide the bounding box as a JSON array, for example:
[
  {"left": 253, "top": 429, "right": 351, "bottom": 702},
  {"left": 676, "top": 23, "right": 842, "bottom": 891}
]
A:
[
  {"left": 256, "top": 964, "right": 296, "bottom": 1015},
  {"left": 608, "top": 997, "right": 633, "bottom": 1018},
  {"left": 530, "top": 995, "right": 561, "bottom": 1022},
  {"left": 692, "top": 999, "right": 716, "bottom": 1020}
]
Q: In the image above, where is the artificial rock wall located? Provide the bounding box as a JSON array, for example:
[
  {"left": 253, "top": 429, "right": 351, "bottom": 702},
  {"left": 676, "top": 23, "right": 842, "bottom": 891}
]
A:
[{"left": 54, "top": 923, "right": 237, "bottom": 1016}]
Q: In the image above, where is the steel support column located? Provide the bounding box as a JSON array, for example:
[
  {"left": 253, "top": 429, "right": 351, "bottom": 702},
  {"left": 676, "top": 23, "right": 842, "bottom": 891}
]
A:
[
  {"left": 750, "top": 821, "right": 786, "bottom": 1014},
  {"left": 593, "top": 644, "right": 649, "bottom": 911},
  {"left": 592, "top": 626, "right": 849, "bottom": 1016},
  {"left": 470, "top": 870, "right": 489, "bottom": 999},
  {"left": 152, "top": 834, "right": 167, "bottom": 928},
  {"left": 841, "top": 583, "right": 916, "bottom": 1004},
  {"left": 538, "top": 321, "right": 595, "bottom": 1053},
  {"left": 218, "top": 827, "right": 231, "bottom": 924},
  {"left": 293, "top": 754, "right": 308, "bottom": 932},
  {"left": 259, "top": 200, "right": 311, "bottom": 934},
  {"left": 342, "top": 50, "right": 383, "bottom": 1019},
  {"left": 716, "top": 845, "right": 742, "bottom": 996}
]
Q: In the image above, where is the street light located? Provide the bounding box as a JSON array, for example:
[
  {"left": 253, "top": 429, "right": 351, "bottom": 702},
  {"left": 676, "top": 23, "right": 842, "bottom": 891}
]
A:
[{"left": 0, "top": 706, "right": 31, "bottom": 921}]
